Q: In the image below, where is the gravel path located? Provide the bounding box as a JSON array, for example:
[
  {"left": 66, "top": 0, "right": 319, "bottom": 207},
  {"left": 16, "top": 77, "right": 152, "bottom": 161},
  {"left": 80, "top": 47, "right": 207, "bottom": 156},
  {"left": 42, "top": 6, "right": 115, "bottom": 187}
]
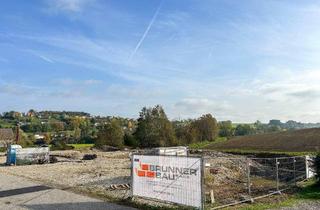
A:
[{"left": 279, "top": 200, "right": 320, "bottom": 210}]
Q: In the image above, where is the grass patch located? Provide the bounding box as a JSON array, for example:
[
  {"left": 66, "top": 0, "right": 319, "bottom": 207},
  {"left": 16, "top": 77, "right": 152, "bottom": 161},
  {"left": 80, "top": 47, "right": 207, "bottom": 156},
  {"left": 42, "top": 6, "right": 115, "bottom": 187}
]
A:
[
  {"left": 296, "top": 179, "right": 320, "bottom": 200},
  {"left": 237, "top": 198, "right": 296, "bottom": 210},
  {"left": 189, "top": 137, "right": 227, "bottom": 149},
  {"left": 236, "top": 179, "right": 320, "bottom": 210}
]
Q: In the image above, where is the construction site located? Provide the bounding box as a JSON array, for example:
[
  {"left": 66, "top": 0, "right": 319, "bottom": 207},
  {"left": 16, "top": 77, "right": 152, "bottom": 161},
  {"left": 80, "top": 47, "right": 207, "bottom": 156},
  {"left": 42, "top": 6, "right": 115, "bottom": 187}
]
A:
[{"left": 0, "top": 145, "right": 315, "bottom": 209}]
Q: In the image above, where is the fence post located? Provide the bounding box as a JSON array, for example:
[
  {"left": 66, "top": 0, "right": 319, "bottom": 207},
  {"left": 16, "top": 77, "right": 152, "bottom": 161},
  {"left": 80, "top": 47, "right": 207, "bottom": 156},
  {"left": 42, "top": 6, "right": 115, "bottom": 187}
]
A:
[
  {"left": 130, "top": 153, "right": 134, "bottom": 200},
  {"left": 275, "top": 158, "right": 279, "bottom": 192},
  {"left": 305, "top": 156, "right": 309, "bottom": 179},
  {"left": 293, "top": 157, "right": 296, "bottom": 186},
  {"left": 210, "top": 189, "right": 215, "bottom": 204},
  {"left": 247, "top": 158, "right": 251, "bottom": 197},
  {"left": 201, "top": 157, "right": 205, "bottom": 210}
]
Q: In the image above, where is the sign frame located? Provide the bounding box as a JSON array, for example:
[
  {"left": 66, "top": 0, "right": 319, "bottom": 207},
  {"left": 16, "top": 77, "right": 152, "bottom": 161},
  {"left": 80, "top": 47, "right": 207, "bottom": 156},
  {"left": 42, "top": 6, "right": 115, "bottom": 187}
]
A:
[{"left": 131, "top": 154, "right": 204, "bottom": 209}]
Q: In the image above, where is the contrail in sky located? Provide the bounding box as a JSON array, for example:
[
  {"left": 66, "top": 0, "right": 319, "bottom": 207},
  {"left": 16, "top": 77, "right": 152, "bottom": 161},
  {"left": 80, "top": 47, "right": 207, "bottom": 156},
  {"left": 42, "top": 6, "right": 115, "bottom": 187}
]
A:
[{"left": 128, "top": 0, "right": 164, "bottom": 63}]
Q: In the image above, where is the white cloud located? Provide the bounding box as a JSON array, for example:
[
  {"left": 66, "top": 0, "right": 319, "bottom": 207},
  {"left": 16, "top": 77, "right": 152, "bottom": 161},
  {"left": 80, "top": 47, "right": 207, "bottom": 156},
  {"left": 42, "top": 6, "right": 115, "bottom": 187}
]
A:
[
  {"left": 47, "top": 0, "right": 92, "bottom": 12},
  {"left": 223, "top": 68, "right": 320, "bottom": 122},
  {"left": 38, "top": 55, "right": 54, "bottom": 63},
  {"left": 173, "top": 98, "right": 231, "bottom": 118},
  {"left": 0, "top": 84, "right": 35, "bottom": 96},
  {"left": 255, "top": 69, "right": 320, "bottom": 100},
  {"left": 106, "top": 85, "right": 165, "bottom": 99},
  {"left": 53, "top": 78, "right": 102, "bottom": 86},
  {"left": 83, "top": 79, "right": 101, "bottom": 85}
]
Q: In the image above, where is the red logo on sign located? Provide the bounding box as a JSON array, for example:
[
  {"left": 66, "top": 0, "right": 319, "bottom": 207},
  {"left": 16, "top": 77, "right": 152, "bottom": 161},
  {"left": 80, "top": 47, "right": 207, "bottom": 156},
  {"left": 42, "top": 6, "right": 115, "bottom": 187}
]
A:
[{"left": 135, "top": 162, "right": 156, "bottom": 178}]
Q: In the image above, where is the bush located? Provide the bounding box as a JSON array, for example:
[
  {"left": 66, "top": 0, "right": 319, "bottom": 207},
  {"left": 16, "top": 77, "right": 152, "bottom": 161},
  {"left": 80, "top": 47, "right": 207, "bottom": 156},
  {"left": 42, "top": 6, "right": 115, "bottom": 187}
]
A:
[
  {"left": 124, "top": 133, "right": 138, "bottom": 148},
  {"left": 82, "top": 154, "right": 97, "bottom": 160},
  {"left": 49, "top": 156, "right": 58, "bottom": 163},
  {"left": 315, "top": 154, "right": 320, "bottom": 185},
  {"left": 51, "top": 140, "right": 74, "bottom": 150}
]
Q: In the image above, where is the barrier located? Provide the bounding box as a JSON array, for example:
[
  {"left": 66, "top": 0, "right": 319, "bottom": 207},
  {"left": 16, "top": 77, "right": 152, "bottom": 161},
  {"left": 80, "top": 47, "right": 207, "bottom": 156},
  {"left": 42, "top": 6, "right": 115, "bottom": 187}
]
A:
[
  {"left": 204, "top": 155, "right": 310, "bottom": 209},
  {"left": 132, "top": 154, "right": 203, "bottom": 209},
  {"left": 7, "top": 145, "right": 50, "bottom": 165}
]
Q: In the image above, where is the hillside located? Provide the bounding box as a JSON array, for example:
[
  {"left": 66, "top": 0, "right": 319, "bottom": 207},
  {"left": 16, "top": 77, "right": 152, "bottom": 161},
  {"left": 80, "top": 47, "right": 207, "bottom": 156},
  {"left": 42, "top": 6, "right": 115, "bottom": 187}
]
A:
[{"left": 208, "top": 128, "right": 320, "bottom": 152}]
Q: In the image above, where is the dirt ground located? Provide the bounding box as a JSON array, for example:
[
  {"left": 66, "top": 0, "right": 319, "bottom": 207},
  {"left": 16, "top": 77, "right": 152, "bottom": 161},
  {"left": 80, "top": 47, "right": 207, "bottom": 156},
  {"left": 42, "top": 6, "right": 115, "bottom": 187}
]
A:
[
  {"left": 0, "top": 150, "right": 132, "bottom": 201},
  {"left": 0, "top": 149, "right": 294, "bottom": 209},
  {"left": 0, "top": 149, "right": 250, "bottom": 207}
]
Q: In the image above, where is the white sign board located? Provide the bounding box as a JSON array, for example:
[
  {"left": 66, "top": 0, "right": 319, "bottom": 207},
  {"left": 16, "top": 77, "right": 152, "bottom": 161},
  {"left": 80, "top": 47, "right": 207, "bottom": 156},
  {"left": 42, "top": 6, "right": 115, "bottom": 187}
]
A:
[
  {"left": 132, "top": 155, "right": 202, "bottom": 209},
  {"left": 306, "top": 155, "right": 316, "bottom": 179}
]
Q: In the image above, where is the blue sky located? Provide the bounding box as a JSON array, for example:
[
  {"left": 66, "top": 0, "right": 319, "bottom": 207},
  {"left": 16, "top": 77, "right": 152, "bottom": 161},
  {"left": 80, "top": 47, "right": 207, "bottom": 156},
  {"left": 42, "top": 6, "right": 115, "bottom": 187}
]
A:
[{"left": 1, "top": 0, "right": 320, "bottom": 122}]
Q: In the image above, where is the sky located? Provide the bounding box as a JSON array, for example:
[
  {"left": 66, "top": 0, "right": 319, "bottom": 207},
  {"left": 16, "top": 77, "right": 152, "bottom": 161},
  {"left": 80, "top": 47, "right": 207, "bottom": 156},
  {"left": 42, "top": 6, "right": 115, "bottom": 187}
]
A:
[{"left": 1, "top": 0, "right": 320, "bottom": 123}]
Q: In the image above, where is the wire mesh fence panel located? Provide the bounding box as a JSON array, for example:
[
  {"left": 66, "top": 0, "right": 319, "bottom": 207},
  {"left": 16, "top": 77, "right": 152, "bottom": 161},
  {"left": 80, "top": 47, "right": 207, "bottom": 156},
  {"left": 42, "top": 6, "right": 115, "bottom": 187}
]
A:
[
  {"left": 249, "top": 158, "right": 278, "bottom": 196},
  {"left": 203, "top": 155, "right": 308, "bottom": 209},
  {"left": 15, "top": 147, "right": 50, "bottom": 165},
  {"left": 204, "top": 157, "right": 250, "bottom": 207}
]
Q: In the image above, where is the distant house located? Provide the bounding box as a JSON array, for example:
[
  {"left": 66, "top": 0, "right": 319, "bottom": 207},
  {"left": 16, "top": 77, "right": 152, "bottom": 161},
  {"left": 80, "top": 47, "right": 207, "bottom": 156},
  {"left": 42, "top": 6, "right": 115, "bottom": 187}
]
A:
[{"left": 0, "top": 128, "right": 14, "bottom": 148}]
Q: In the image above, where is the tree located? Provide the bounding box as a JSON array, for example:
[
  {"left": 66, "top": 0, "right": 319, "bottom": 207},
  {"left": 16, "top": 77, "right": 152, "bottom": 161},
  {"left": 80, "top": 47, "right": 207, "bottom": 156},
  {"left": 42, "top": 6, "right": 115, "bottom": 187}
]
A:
[
  {"left": 218, "top": 121, "right": 234, "bottom": 137},
  {"left": 95, "top": 119, "right": 124, "bottom": 148},
  {"left": 267, "top": 125, "right": 281, "bottom": 132},
  {"left": 49, "top": 120, "right": 65, "bottom": 132},
  {"left": 234, "top": 124, "right": 253, "bottom": 136},
  {"left": 124, "top": 132, "right": 138, "bottom": 147},
  {"left": 134, "top": 105, "right": 176, "bottom": 148},
  {"left": 18, "top": 129, "right": 34, "bottom": 147},
  {"left": 253, "top": 120, "right": 265, "bottom": 134},
  {"left": 173, "top": 120, "right": 199, "bottom": 145},
  {"left": 192, "top": 114, "right": 219, "bottom": 141}
]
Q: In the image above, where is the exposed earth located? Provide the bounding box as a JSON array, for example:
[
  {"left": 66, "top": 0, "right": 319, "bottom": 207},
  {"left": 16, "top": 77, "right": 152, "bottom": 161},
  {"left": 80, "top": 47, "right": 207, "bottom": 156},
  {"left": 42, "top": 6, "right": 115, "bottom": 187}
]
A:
[
  {"left": 0, "top": 150, "right": 132, "bottom": 201},
  {"left": 209, "top": 128, "right": 320, "bottom": 152}
]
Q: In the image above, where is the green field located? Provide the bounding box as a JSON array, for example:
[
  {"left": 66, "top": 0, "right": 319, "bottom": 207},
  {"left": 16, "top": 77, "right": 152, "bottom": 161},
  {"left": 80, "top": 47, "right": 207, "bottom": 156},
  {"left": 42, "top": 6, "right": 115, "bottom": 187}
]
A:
[{"left": 188, "top": 137, "right": 227, "bottom": 149}]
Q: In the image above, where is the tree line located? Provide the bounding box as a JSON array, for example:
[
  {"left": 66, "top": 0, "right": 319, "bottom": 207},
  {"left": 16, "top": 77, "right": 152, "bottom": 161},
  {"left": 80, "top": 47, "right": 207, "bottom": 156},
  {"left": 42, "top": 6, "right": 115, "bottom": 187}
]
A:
[
  {"left": 96, "top": 105, "right": 219, "bottom": 148},
  {"left": 1, "top": 106, "right": 319, "bottom": 149}
]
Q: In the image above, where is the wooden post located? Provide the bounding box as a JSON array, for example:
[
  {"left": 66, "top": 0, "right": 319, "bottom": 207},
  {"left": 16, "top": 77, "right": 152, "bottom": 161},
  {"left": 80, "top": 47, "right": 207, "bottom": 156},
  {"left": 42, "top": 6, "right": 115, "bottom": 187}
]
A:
[
  {"left": 247, "top": 158, "right": 251, "bottom": 197},
  {"left": 210, "top": 189, "right": 215, "bottom": 204}
]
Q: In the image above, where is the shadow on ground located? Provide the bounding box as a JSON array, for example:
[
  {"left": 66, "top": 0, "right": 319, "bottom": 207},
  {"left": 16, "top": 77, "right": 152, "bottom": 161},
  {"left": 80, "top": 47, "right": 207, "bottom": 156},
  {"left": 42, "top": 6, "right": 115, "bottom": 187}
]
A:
[
  {"left": 0, "top": 186, "right": 51, "bottom": 198},
  {"left": 23, "top": 202, "right": 132, "bottom": 210}
]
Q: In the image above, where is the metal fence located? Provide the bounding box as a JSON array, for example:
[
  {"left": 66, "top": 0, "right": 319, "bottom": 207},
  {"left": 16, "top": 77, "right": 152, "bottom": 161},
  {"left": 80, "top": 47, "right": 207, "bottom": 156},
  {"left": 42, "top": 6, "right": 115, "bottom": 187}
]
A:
[
  {"left": 203, "top": 155, "right": 310, "bottom": 209},
  {"left": 15, "top": 147, "right": 50, "bottom": 165}
]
